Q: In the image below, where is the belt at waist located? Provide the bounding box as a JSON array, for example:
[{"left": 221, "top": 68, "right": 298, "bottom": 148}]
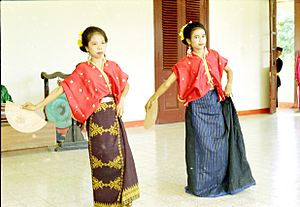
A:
[{"left": 101, "top": 96, "right": 114, "bottom": 103}]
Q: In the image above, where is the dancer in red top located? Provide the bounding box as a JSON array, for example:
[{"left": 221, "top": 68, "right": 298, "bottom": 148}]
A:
[
  {"left": 146, "top": 21, "right": 255, "bottom": 197},
  {"left": 23, "top": 26, "right": 139, "bottom": 207}
]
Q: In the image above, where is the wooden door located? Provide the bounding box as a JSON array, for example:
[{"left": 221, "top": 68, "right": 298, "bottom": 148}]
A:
[
  {"left": 269, "top": 0, "right": 277, "bottom": 113},
  {"left": 154, "top": 0, "right": 209, "bottom": 124}
]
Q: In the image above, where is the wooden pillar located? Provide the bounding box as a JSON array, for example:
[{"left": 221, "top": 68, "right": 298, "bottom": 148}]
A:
[{"left": 295, "top": 0, "right": 300, "bottom": 107}]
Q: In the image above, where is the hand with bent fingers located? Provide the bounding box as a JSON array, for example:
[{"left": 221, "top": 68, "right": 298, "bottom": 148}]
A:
[
  {"left": 117, "top": 99, "right": 125, "bottom": 117},
  {"left": 145, "top": 96, "right": 156, "bottom": 112},
  {"left": 22, "top": 102, "right": 37, "bottom": 111},
  {"left": 224, "top": 83, "right": 232, "bottom": 97}
]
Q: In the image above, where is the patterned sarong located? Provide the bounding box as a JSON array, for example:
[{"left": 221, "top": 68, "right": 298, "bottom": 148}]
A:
[{"left": 86, "top": 101, "right": 139, "bottom": 206}]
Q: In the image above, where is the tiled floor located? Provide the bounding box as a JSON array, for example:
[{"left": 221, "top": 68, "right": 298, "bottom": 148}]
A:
[{"left": 1, "top": 108, "right": 300, "bottom": 207}]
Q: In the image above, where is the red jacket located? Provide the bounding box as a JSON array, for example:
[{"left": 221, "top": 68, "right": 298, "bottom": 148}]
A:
[
  {"left": 172, "top": 49, "right": 228, "bottom": 105},
  {"left": 60, "top": 61, "right": 128, "bottom": 123}
]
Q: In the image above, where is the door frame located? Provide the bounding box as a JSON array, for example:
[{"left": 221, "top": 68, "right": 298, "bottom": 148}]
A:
[{"left": 269, "top": 0, "right": 277, "bottom": 113}]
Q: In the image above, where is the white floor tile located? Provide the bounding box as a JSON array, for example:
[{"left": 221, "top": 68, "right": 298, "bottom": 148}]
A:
[{"left": 1, "top": 108, "right": 300, "bottom": 207}]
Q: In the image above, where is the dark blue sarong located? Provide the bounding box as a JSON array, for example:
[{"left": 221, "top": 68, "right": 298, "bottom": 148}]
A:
[{"left": 185, "top": 90, "right": 255, "bottom": 197}]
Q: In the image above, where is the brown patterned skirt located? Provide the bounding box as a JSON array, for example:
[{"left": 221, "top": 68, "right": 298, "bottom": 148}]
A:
[{"left": 86, "top": 101, "right": 139, "bottom": 207}]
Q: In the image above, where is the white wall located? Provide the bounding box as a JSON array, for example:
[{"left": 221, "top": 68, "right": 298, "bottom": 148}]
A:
[
  {"left": 1, "top": 0, "right": 154, "bottom": 122},
  {"left": 210, "top": 0, "right": 270, "bottom": 110},
  {"left": 1, "top": 0, "right": 271, "bottom": 124}
]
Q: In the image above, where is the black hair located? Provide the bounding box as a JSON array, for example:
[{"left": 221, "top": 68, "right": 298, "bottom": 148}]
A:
[
  {"left": 182, "top": 22, "right": 207, "bottom": 45},
  {"left": 79, "top": 26, "right": 108, "bottom": 52},
  {"left": 276, "top": 47, "right": 283, "bottom": 52}
]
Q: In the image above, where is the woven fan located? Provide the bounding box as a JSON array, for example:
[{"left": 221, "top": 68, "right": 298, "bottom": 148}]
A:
[
  {"left": 144, "top": 99, "right": 158, "bottom": 129},
  {"left": 5, "top": 101, "right": 47, "bottom": 133}
]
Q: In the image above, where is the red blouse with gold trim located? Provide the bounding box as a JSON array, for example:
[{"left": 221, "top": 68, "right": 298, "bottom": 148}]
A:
[
  {"left": 60, "top": 61, "right": 128, "bottom": 123},
  {"left": 172, "top": 49, "right": 228, "bottom": 106}
]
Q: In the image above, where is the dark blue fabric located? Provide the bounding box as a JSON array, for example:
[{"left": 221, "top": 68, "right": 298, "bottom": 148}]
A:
[
  {"left": 221, "top": 97, "right": 256, "bottom": 193},
  {"left": 185, "top": 90, "right": 228, "bottom": 197},
  {"left": 185, "top": 91, "right": 255, "bottom": 197}
]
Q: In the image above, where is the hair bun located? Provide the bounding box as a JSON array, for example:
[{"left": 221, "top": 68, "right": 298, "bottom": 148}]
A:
[{"left": 79, "top": 46, "right": 87, "bottom": 52}]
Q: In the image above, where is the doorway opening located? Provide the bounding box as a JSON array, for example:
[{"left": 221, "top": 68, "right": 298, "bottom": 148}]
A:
[{"left": 276, "top": 0, "right": 295, "bottom": 108}]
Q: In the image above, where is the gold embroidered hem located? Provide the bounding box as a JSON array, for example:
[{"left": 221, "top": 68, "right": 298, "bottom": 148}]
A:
[
  {"left": 94, "top": 202, "right": 122, "bottom": 207},
  {"left": 94, "top": 201, "right": 134, "bottom": 207},
  {"left": 122, "top": 184, "right": 140, "bottom": 205}
]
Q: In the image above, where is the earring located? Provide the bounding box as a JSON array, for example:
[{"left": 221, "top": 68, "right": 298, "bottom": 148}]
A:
[
  {"left": 187, "top": 45, "right": 192, "bottom": 56},
  {"left": 87, "top": 53, "right": 91, "bottom": 61}
]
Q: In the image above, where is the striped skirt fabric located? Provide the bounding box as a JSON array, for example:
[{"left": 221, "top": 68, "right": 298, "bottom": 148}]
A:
[
  {"left": 86, "top": 101, "right": 139, "bottom": 206},
  {"left": 185, "top": 90, "right": 228, "bottom": 197}
]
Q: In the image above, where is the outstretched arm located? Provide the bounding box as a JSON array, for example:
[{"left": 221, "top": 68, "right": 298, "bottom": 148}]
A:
[
  {"left": 145, "top": 72, "right": 177, "bottom": 111},
  {"left": 224, "top": 65, "right": 233, "bottom": 97},
  {"left": 22, "top": 86, "right": 64, "bottom": 111}
]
